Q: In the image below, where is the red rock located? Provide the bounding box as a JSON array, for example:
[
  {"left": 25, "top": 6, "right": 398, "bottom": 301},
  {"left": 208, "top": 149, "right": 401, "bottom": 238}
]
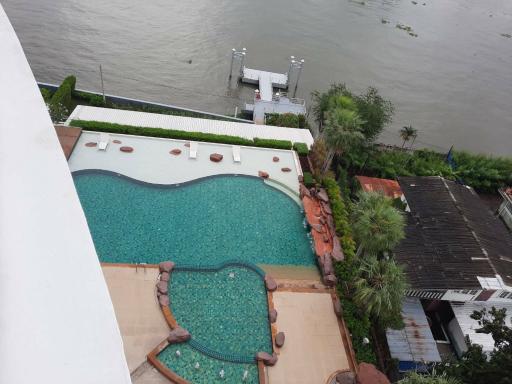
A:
[
  {"left": 156, "top": 281, "right": 168, "bottom": 294},
  {"left": 356, "top": 363, "right": 390, "bottom": 384},
  {"left": 337, "top": 371, "right": 356, "bottom": 384},
  {"left": 323, "top": 234, "right": 330, "bottom": 243},
  {"left": 159, "top": 261, "right": 175, "bottom": 273},
  {"left": 258, "top": 171, "right": 269, "bottom": 179},
  {"left": 85, "top": 142, "right": 97, "bottom": 147},
  {"left": 333, "top": 299, "right": 343, "bottom": 318},
  {"left": 265, "top": 275, "right": 278, "bottom": 292},
  {"left": 331, "top": 237, "right": 344, "bottom": 262},
  {"left": 184, "top": 143, "right": 190, "bottom": 147},
  {"left": 273, "top": 156, "right": 280, "bottom": 162},
  {"left": 321, "top": 253, "right": 334, "bottom": 276},
  {"left": 113, "top": 139, "right": 122, "bottom": 144},
  {"left": 311, "top": 224, "right": 324, "bottom": 233},
  {"left": 120, "top": 146, "right": 134, "bottom": 153},
  {"left": 298, "top": 175, "right": 304, "bottom": 182},
  {"left": 160, "top": 271, "right": 170, "bottom": 282},
  {"left": 324, "top": 274, "right": 337, "bottom": 287},
  {"left": 322, "top": 202, "right": 333, "bottom": 215},
  {"left": 269, "top": 309, "right": 278, "bottom": 323},
  {"left": 167, "top": 327, "right": 191, "bottom": 344},
  {"left": 317, "top": 189, "right": 329, "bottom": 203},
  {"left": 281, "top": 167, "right": 291, "bottom": 172},
  {"left": 275, "top": 332, "right": 285, "bottom": 348},
  {"left": 158, "top": 294, "right": 169, "bottom": 306},
  {"left": 210, "top": 153, "right": 223, "bottom": 162},
  {"left": 170, "top": 148, "right": 182, "bottom": 155},
  {"left": 255, "top": 352, "right": 278, "bottom": 366},
  {"left": 300, "top": 184, "right": 311, "bottom": 199},
  {"left": 319, "top": 216, "right": 326, "bottom": 225}
]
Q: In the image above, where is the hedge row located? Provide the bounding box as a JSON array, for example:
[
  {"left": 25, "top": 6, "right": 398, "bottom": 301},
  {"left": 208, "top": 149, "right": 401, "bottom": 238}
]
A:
[
  {"left": 50, "top": 75, "right": 76, "bottom": 112},
  {"left": 293, "top": 142, "right": 309, "bottom": 156},
  {"left": 322, "top": 176, "right": 377, "bottom": 364},
  {"left": 70, "top": 120, "right": 305, "bottom": 150}
]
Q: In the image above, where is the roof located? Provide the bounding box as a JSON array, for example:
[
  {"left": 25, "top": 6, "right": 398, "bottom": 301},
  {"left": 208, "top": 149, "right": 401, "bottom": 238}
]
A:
[
  {"left": 395, "top": 176, "right": 512, "bottom": 290},
  {"left": 0, "top": 6, "right": 130, "bottom": 384},
  {"left": 66, "top": 105, "right": 314, "bottom": 147},
  {"left": 451, "top": 301, "right": 512, "bottom": 354},
  {"left": 355, "top": 176, "right": 403, "bottom": 199},
  {"left": 386, "top": 297, "right": 442, "bottom": 363}
]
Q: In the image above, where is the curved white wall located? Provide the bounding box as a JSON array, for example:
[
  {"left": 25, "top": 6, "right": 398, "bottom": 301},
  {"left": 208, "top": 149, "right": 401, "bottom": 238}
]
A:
[{"left": 0, "top": 6, "right": 131, "bottom": 384}]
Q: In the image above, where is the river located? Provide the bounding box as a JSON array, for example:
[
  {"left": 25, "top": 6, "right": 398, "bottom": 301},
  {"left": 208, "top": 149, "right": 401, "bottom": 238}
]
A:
[{"left": 3, "top": 0, "right": 511, "bottom": 155}]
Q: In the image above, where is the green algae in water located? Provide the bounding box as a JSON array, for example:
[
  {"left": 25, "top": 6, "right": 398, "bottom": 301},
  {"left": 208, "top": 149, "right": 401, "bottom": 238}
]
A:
[
  {"left": 73, "top": 173, "right": 315, "bottom": 266},
  {"left": 159, "top": 342, "right": 259, "bottom": 384}
]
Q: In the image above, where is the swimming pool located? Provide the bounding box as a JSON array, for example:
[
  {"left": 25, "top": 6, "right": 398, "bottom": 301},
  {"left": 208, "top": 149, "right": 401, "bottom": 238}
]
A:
[{"left": 73, "top": 171, "right": 315, "bottom": 266}]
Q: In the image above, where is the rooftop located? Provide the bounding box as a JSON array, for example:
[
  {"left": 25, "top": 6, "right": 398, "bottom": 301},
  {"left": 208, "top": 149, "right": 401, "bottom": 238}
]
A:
[
  {"left": 395, "top": 176, "right": 512, "bottom": 290},
  {"left": 355, "top": 176, "right": 403, "bottom": 199}
]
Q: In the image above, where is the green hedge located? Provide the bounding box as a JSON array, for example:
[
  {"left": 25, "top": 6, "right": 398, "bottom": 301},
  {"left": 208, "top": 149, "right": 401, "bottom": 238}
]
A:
[
  {"left": 70, "top": 120, "right": 306, "bottom": 151},
  {"left": 74, "top": 91, "right": 105, "bottom": 107},
  {"left": 293, "top": 142, "right": 309, "bottom": 156},
  {"left": 303, "top": 172, "right": 315, "bottom": 188},
  {"left": 265, "top": 113, "right": 309, "bottom": 129},
  {"left": 50, "top": 75, "right": 76, "bottom": 112}
]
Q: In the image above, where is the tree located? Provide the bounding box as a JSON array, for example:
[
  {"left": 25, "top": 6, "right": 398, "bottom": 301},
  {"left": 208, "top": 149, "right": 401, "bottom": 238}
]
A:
[
  {"left": 321, "top": 106, "right": 365, "bottom": 173},
  {"left": 352, "top": 256, "right": 408, "bottom": 324},
  {"left": 354, "top": 86, "right": 394, "bottom": 142},
  {"left": 351, "top": 191, "right": 405, "bottom": 256},
  {"left": 441, "top": 307, "right": 512, "bottom": 384},
  {"left": 400, "top": 125, "right": 418, "bottom": 149},
  {"left": 399, "top": 372, "right": 461, "bottom": 384}
]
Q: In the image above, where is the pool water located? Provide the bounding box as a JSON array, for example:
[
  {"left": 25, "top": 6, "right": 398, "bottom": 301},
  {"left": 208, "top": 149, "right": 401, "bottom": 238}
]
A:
[
  {"left": 170, "top": 266, "right": 272, "bottom": 359},
  {"left": 73, "top": 172, "right": 315, "bottom": 266}
]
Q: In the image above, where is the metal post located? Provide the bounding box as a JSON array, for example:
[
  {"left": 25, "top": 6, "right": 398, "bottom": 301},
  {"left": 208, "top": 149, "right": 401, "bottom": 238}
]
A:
[
  {"left": 240, "top": 51, "right": 246, "bottom": 77},
  {"left": 287, "top": 56, "right": 295, "bottom": 86},
  {"left": 293, "top": 59, "right": 304, "bottom": 98},
  {"left": 99, "top": 64, "right": 106, "bottom": 103},
  {"left": 229, "top": 48, "right": 235, "bottom": 79},
  {"left": 234, "top": 106, "right": 238, "bottom": 118}
]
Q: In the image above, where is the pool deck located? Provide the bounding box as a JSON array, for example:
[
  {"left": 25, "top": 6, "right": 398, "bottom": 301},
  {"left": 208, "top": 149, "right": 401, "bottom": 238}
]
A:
[
  {"left": 102, "top": 265, "right": 169, "bottom": 373},
  {"left": 54, "top": 125, "right": 82, "bottom": 159},
  {"left": 267, "top": 291, "right": 352, "bottom": 384},
  {"left": 68, "top": 131, "right": 302, "bottom": 199}
]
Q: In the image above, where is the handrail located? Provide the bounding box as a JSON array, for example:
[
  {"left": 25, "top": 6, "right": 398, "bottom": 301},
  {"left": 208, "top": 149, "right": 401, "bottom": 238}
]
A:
[
  {"left": 173, "top": 260, "right": 266, "bottom": 278},
  {"left": 188, "top": 339, "right": 256, "bottom": 364}
]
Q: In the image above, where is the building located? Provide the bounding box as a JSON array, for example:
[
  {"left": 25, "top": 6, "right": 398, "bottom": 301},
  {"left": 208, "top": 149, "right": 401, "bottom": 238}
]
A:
[{"left": 498, "top": 187, "right": 512, "bottom": 231}]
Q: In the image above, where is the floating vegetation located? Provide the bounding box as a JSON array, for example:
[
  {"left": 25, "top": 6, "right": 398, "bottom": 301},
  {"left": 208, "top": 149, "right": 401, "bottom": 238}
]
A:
[
  {"left": 349, "top": 0, "right": 366, "bottom": 5},
  {"left": 396, "top": 23, "right": 418, "bottom": 37},
  {"left": 381, "top": 18, "right": 389, "bottom": 24},
  {"left": 411, "top": 1, "right": 417, "bottom": 4},
  {"left": 500, "top": 33, "right": 511, "bottom": 39}
]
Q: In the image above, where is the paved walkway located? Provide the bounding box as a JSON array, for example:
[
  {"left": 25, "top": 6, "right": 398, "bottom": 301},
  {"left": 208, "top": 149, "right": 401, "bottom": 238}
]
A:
[
  {"left": 268, "top": 292, "right": 350, "bottom": 384},
  {"left": 102, "top": 266, "right": 169, "bottom": 373}
]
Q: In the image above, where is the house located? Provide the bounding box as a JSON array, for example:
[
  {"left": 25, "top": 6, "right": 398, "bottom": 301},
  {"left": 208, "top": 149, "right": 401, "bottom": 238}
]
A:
[
  {"left": 498, "top": 187, "right": 512, "bottom": 231},
  {"left": 355, "top": 175, "right": 403, "bottom": 199}
]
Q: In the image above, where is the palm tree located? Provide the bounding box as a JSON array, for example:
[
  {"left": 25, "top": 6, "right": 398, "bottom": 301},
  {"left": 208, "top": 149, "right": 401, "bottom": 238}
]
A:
[
  {"left": 321, "top": 107, "right": 365, "bottom": 173},
  {"left": 400, "top": 125, "right": 418, "bottom": 149},
  {"left": 353, "top": 256, "right": 408, "bottom": 320},
  {"left": 352, "top": 191, "right": 405, "bottom": 256},
  {"left": 399, "top": 372, "right": 461, "bottom": 384}
]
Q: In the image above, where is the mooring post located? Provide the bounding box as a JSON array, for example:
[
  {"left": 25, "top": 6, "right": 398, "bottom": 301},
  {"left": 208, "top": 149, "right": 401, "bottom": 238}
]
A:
[
  {"left": 293, "top": 59, "right": 305, "bottom": 98},
  {"left": 229, "top": 48, "right": 236, "bottom": 79},
  {"left": 239, "top": 47, "right": 247, "bottom": 77},
  {"left": 287, "top": 56, "right": 295, "bottom": 86},
  {"left": 99, "top": 64, "right": 106, "bottom": 103}
]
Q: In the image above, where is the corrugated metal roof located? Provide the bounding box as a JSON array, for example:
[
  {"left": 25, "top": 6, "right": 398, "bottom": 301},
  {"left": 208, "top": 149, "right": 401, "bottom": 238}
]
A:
[
  {"left": 386, "top": 297, "right": 442, "bottom": 363},
  {"left": 66, "top": 105, "right": 314, "bottom": 147},
  {"left": 450, "top": 301, "right": 512, "bottom": 354},
  {"left": 355, "top": 176, "right": 403, "bottom": 199}
]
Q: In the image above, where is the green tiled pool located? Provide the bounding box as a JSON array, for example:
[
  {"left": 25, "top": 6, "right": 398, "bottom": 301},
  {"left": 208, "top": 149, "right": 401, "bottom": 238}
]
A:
[{"left": 73, "top": 171, "right": 315, "bottom": 266}]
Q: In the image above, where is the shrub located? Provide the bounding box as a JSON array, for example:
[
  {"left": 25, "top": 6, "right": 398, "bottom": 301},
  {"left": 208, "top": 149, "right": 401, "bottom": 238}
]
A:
[
  {"left": 303, "top": 172, "right": 315, "bottom": 188},
  {"left": 265, "top": 113, "right": 309, "bottom": 129},
  {"left": 74, "top": 91, "right": 105, "bottom": 107},
  {"left": 252, "top": 138, "right": 292, "bottom": 150},
  {"left": 293, "top": 142, "right": 309, "bottom": 156},
  {"left": 48, "top": 76, "right": 76, "bottom": 121},
  {"left": 40, "top": 88, "right": 53, "bottom": 103}
]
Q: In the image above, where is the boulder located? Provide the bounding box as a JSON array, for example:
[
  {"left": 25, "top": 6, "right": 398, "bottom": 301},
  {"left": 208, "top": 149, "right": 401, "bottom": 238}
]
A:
[
  {"left": 269, "top": 309, "right": 278, "bottom": 323},
  {"left": 255, "top": 352, "right": 278, "bottom": 366},
  {"left": 281, "top": 167, "right": 291, "bottom": 172},
  {"left": 265, "top": 275, "right": 278, "bottom": 292},
  {"left": 156, "top": 281, "right": 168, "bottom": 294},
  {"left": 311, "top": 224, "right": 324, "bottom": 234},
  {"left": 158, "top": 294, "right": 169, "bottom": 306},
  {"left": 113, "top": 139, "right": 122, "bottom": 144},
  {"left": 324, "top": 274, "right": 337, "bottom": 287},
  {"left": 85, "top": 142, "right": 97, "bottom": 147},
  {"left": 160, "top": 271, "right": 170, "bottom": 282},
  {"left": 299, "top": 184, "right": 311, "bottom": 199},
  {"left": 120, "top": 146, "right": 134, "bottom": 153},
  {"left": 356, "top": 363, "right": 390, "bottom": 384},
  {"left": 317, "top": 189, "right": 329, "bottom": 203},
  {"left": 322, "top": 253, "right": 334, "bottom": 276},
  {"left": 336, "top": 371, "right": 356, "bottom": 384},
  {"left": 170, "top": 148, "right": 182, "bottom": 155},
  {"left": 210, "top": 153, "right": 223, "bottom": 162},
  {"left": 159, "top": 261, "right": 175, "bottom": 273},
  {"left": 331, "top": 237, "right": 344, "bottom": 262},
  {"left": 333, "top": 299, "right": 343, "bottom": 317},
  {"left": 321, "top": 202, "right": 333, "bottom": 215},
  {"left": 298, "top": 175, "right": 304, "bottom": 182},
  {"left": 273, "top": 156, "right": 280, "bottom": 162},
  {"left": 323, "top": 234, "right": 330, "bottom": 243},
  {"left": 258, "top": 171, "right": 269, "bottom": 179},
  {"left": 167, "top": 326, "right": 191, "bottom": 344},
  {"left": 275, "top": 332, "right": 285, "bottom": 348}
]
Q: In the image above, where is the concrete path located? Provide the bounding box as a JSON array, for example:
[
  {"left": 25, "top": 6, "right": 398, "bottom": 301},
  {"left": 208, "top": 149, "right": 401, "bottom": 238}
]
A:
[{"left": 102, "top": 266, "right": 169, "bottom": 373}]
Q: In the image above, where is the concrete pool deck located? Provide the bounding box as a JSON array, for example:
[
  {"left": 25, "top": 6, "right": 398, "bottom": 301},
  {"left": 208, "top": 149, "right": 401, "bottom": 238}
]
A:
[
  {"left": 267, "top": 291, "right": 352, "bottom": 384},
  {"left": 68, "top": 131, "right": 302, "bottom": 198},
  {"left": 102, "top": 265, "right": 169, "bottom": 373}
]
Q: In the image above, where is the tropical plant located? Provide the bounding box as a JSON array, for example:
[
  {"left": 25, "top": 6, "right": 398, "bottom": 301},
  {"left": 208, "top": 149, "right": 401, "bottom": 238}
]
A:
[
  {"left": 352, "top": 191, "right": 405, "bottom": 256},
  {"left": 352, "top": 256, "right": 408, "bottom": 322},
  {"left": 321, "top": 107, "right": 365, "bottom": 173},
  {"left": 400, "top": 125, "right": 418, "bottom": 149},
  {"left": 399, "top": 372, "right": 461, "bottom": 384}
]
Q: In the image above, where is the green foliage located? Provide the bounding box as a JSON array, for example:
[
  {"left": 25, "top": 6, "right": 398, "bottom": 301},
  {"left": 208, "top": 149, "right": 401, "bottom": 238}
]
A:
[
  {"left": 293, "top": 142, "right": 309, "bottom": 156},
  {"left": 400, "top": 125, "right": 418, "bottom": 148},
  {"left": 352, "top": 256, "right": 408, "bottom": 327},
  {"left": 48, "top": 76, "right": 76, "bottom": 122},
  {"left": 74, "top": 91, "right": 105, "bottom": 107},
  {"left": 265, "top": 113, "right": 308, "bottom": 128},
  {"left": 70, "top": 120, "right": 303, "bottom": 150},
  {"left": 399, "top": 372, "right": 461, "bottom": 384},
  {"left": 303, "top": 172, "right": 315, "bottom": 188},
  {"left": 40, "top": 88, "right": 53, "bottom": 103},
  {"left": 352, "top": 191, "right": 405, "bottom": 255}
]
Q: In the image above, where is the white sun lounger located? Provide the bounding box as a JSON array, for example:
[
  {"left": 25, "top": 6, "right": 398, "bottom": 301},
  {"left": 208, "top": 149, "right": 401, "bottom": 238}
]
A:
[
  {"left": 189, "top": 141, "right": 198, "bottom": 159},
  {"left": 98, "top": 132, "right": 110, "bottom": 151},
  {"left": 233, "top": 146, "right": 241, "bottom": 163}
]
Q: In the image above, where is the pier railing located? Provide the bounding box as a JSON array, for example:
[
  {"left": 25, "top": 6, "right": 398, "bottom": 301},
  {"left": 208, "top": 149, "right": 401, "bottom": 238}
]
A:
[{"left": 271, "top": 92, "right": 305, "bottom": 106}]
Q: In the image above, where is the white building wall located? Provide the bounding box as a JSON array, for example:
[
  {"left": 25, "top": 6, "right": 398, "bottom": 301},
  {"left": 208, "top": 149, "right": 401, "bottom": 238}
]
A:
[{"left": 0, "top": 6, "right": 131, "bottom": 384}]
